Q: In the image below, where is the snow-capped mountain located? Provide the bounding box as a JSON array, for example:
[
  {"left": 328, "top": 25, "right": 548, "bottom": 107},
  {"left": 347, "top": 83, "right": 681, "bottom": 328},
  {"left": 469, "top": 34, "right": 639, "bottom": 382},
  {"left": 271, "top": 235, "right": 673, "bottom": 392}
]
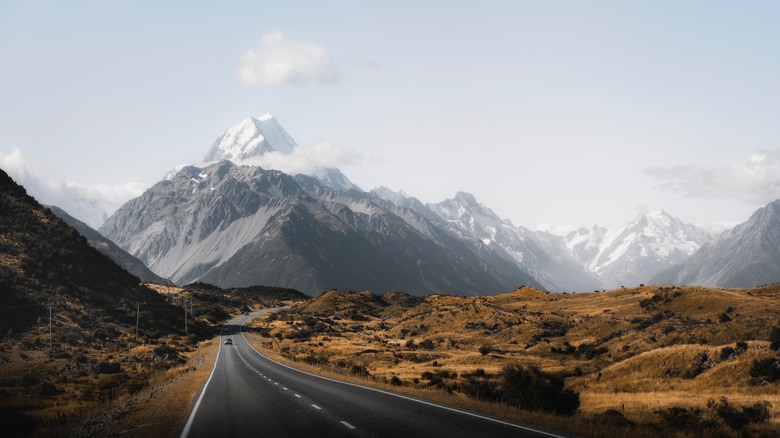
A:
[
  {"left": 204, "top": 114, "right": 296, "bottom": 161},
  {"left": 99, "top": 161, "right": 540, "bottom": 295},
  {"left": 566, "top": 211, "right": 712, "bottom": 289},
  {"left": 421, "top": 192, "right": 602, "bottom": 292},
  {"left": 202, "top": 114, "right": 357, "bottom": 192},
  {"left": 653, "top": 199, "right": 780, "bottom": 288}
]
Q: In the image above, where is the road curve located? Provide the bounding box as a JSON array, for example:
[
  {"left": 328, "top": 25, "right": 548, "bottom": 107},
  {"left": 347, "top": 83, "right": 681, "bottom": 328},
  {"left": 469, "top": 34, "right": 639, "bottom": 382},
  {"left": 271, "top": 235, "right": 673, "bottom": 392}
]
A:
[{"left": 180, "top": 310, "right": 574, "bottom": 438}]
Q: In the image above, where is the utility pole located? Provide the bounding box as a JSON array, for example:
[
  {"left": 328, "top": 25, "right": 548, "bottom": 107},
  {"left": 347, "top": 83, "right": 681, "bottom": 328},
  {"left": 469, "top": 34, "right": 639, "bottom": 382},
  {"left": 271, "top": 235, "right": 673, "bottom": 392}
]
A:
[
  {"left": 184, "top": 302, "right": 188, "bottom": 334},
  {"left": 48, "top": 304, "right": 53, "bottom": 359},
  {"left": 135, "top": 302, "right": 140, "bottom": 342}
]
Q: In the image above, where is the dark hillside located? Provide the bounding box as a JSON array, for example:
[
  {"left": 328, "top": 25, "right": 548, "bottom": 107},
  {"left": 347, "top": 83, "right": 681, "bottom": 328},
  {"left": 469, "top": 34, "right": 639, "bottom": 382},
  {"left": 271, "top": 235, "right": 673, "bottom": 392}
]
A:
[{"left": 0, "top": 168, "right": 183, "bottom": 337}]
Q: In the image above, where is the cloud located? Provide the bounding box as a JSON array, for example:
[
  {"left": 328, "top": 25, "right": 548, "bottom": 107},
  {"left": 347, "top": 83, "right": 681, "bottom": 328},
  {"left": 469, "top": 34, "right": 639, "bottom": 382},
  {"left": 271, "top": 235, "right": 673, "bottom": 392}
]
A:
[
  {"left": 358, "top": 55, "right": 382, "bottom": 71},
  {"left": 644, "top": 149, "right": 780, "bottom": 204},
  {"left": 0, "top": 148, "right": 147, "bottom": 228},
  {"left": 236, "top": 33, "right": 339, "bottom": 86},
  {"left": 235, "top": 140, "right": 361, "bottom": 176}
]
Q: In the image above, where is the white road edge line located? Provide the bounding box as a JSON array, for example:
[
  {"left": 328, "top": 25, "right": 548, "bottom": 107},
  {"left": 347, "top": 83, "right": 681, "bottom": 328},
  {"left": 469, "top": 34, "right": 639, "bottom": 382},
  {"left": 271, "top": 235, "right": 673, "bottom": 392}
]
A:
[
  {"left": 240, "top": 325, "right": 567, "bottom": 438},
  {"left": 180, "top": 335, "right": 223, "bottom": 438},
  {"left": 311, "top": 404, "right": 322, "bottom": 410},
  {"left": 341, "top": 421, "right": 357, "bottom": 430}
]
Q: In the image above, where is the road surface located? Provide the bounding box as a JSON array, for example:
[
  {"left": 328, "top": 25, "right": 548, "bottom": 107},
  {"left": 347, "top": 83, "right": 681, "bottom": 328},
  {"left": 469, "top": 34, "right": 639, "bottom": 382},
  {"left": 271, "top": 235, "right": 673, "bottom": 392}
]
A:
[{"left": 180, "top": 310, "right": 573, "bottom": 438}]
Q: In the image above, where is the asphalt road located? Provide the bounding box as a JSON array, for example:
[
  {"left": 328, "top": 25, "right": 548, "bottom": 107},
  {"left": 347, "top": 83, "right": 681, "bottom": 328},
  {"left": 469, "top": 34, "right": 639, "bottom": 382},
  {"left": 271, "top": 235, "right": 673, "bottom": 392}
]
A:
[{"left": 180, "top": 310, "right": 573, "bottom": 438}]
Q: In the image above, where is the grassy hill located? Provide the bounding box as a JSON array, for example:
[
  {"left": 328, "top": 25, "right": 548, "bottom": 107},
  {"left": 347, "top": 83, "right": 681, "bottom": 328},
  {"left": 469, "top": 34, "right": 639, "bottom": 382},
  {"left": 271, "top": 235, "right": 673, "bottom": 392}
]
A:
[{"left": 246, "top": 285, "right": 780, "bottom": 437}]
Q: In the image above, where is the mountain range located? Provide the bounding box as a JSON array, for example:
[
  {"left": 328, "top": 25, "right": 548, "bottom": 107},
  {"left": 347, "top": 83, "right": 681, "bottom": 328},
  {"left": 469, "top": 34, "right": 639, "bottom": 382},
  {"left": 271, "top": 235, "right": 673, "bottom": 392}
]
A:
[
  {"left": 43, "top": 113, "right": 778, "bottom": 294},
  {"left": 652, "top": 199, "right": 780, "bottom": 288},
  {"left": 99, "top": 160, "right": 540, "bottom": 295}
]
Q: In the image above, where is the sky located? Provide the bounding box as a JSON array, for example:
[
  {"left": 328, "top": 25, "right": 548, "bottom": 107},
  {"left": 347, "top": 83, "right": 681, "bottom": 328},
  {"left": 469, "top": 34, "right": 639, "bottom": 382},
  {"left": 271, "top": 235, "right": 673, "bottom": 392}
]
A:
[{"left": 1, "top": 1, "right": 779, "bottom": 233}]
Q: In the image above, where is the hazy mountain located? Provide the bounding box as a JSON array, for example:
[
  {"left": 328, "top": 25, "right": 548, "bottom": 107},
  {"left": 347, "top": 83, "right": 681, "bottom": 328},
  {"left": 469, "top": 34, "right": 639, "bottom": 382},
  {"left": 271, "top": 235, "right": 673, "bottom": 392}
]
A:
[
  {"left": 425, "top": 192, "right": 602, "bottom": 292},
  {"left": 100, "top": 161, "right": 540, "bottom": 296},
  {"left": 653, "top": 199, "right": 780, "bottom": 288},
  {"left": 46, "top": 205, "right": 170, "bottom": 284},
  {"left": 0, "top": 168, "right": 181, "bottom": 335},
  {"left": 566, "top": 211, "right": 712, "bottom": 289}
]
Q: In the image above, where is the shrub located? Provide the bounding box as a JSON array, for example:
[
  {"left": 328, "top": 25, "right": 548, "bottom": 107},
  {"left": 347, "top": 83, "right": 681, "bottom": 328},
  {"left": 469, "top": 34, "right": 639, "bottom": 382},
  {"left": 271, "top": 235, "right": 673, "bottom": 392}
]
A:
[
  {"left": 478, "top": 344, "right": 492, "bottom": 356},
  {"left": 770, "top": 326, "right": 780, "bottom": 351},
  {"left": 499, "top": 364, "right": 580, "bottom": 416},
  {"left": 654, "top": 406, "right": 702, "bottom": 430},
  {"left": 593, "top": 409, "right": 635, "bottom": 428},
  {"left": 349, "top": 364, "right": 369, "bottom": 377},
  {"left": 720, "top": 346, "right": 736, "bottom": 361},
  {"left": 748, "top": 358, "right": 780, "bottom": 385},
  {"left": 713, "top": 397, "right": 771, "bottom": 433},
  {"left": 419, "top": 338, "right": 435, "bottom": 350}
]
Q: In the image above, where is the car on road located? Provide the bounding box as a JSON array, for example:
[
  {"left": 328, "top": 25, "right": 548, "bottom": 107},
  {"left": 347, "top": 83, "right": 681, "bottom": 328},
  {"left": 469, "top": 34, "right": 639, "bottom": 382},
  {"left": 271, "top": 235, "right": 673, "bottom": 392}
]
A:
[{"left": 224, "top": 338, "right": 233, "bottom": 345}]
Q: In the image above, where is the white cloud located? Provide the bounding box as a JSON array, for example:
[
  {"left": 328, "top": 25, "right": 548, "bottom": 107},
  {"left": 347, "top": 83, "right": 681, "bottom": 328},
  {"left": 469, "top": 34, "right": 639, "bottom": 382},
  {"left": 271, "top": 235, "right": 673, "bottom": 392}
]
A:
[
  {"left": 358, "top": 55, "right": 382, "bottom": 71},
  {"left": 236, "top": 33, "right": 339, "bottom": 86},
  {"left": 235, "top": 140, "right": 361, "bottom": 176},
  {"left": 644, "top": 149, "right": 780, "bottom": 204},
  {"left": 0, "top": 148, "right": 147, "bottom": 228}
]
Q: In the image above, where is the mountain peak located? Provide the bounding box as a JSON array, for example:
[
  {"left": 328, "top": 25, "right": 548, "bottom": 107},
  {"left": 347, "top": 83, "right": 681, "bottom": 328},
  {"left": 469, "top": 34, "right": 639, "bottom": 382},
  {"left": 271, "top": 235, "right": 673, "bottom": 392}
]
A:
[
  {"left": 252, "top": 112, "right": 275, "bottom": 122},
  {"left": 203, "top": 114, "right": 297, "bottom": 162},
  {"left": 454, "top": 191, "right": 479, "bottom": 206}
]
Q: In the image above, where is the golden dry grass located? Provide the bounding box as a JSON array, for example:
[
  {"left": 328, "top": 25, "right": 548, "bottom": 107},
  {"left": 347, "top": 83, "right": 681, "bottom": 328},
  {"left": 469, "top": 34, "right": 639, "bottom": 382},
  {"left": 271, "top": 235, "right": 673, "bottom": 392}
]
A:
[
  {"left": 105, "top": 338, "right": 219, "bottom": 437},
  {"left": 245, "top": 285, "right": 780, "bottom": 437}
]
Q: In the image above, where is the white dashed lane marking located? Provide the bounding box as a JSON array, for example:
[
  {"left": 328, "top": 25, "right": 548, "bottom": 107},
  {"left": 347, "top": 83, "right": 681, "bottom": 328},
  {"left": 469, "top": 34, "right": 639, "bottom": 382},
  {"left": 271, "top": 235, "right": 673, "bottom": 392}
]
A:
[{"left": 238, "top": 340, "right": 362, "bottom": 434}]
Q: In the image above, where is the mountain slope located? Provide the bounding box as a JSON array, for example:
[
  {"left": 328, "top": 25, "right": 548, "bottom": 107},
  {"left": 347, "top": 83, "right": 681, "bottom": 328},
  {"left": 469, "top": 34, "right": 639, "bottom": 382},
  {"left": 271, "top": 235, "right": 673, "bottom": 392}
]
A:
[
  {"left": 425, "top": 192, "right": 601, "bottom": 292},
  {"left": 100, "top": 162, "right": 541, "bottom": 296},
  {"left": 653, "top": 199, "right": 780, "bottom": 288},
  {"left": 565, "top": 211, "right": 711, "bottom": 289},
  {"left": 47, "top": 205, "right": 170, "bottom": 284},
  {"left": 0, "top": 168, "right": 181, "bottom": 334}
]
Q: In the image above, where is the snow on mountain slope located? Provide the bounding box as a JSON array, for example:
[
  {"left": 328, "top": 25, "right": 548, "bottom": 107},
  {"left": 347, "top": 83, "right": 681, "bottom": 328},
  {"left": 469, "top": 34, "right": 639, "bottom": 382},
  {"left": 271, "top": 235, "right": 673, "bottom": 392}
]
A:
[
  {"left": 426, "top": 192, "right": 602, "bottom": 292},
  {"left": 201, "top": 114, "right": 357, "bottom": 192},
  {"left": 100, "top": 162, "right": 541, "bottom": 295},
  {"left": 566, "top": 211, "right": 711, "bottom": 288},
  {"left": 203, "top": 114, "right": 296, "bottom": 162},
  {"left": 652, "top": 199, "right": 780, "bottom": 288}
]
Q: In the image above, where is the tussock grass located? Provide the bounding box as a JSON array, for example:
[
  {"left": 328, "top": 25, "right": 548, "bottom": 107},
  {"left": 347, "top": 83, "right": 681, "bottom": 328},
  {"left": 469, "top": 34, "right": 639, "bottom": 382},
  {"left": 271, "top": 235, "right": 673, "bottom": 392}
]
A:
[{"left": 246, "top": 285, "right": 780, "bottom": 437}]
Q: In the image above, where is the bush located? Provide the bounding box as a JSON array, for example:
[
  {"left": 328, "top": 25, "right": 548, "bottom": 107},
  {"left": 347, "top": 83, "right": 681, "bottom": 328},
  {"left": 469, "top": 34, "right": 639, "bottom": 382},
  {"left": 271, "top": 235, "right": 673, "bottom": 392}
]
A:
[
  {"left": 713, "top": 397, "right": 771, "bottom": 433},
  {"left": 654, "top": 406, "right": 702, "bottom": 430},
  {"left": 748, "top": 358, "right": 780, "bottom": 385},
  {"left": 770, "top": 325, "right": 780, "bottom": 351},
  {"left": 478, "top": 344, "right": 492, "bottom": 356},
  {"left": 349, "top": 364, "right": 369, "bottom": 377},
  {"left": 593, "top": 409, "right": 634, "bottom": 428},
  {"left": 499, "top": 364, "right": 580, "bottom": 416},
  {"left": 419, "top": 338, "right": 435, "bottom": 350}
]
